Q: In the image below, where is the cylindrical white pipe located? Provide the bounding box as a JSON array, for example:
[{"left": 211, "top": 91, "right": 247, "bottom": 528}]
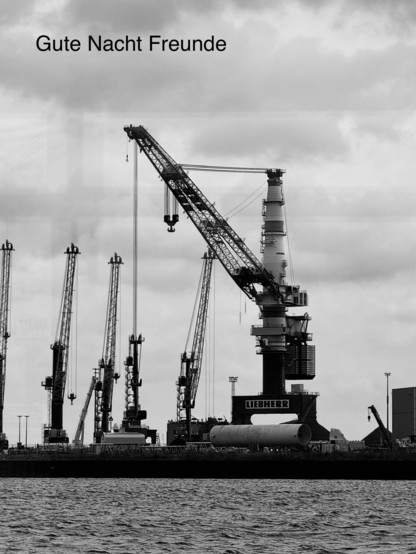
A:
[{"left": 210, "top": 424, "right": 311, "bottom": 447}]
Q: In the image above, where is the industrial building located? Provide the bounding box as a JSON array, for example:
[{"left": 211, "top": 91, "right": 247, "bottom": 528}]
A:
[{"left": 392, "top": 387, "right": 416, "bottom": 441}]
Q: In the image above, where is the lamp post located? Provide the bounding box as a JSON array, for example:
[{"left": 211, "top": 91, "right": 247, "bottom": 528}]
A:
[
  {"left": 17, "top": 415, "right": 22, "bottom": 448},
  {"left": 24, "top": 416, "right": 29, "bottom": 448},
  {"left": 229, "top": 377, "right": 238, "bottom": 422},
  {"left": 385, "top": 372, "right": 391, "bottom": 432}
]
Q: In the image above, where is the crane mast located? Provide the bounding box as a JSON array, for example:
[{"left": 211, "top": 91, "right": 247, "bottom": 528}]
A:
[
  {"left": 177, "top": 250, "right": 215, "bottom": 441},
  {"left": 96, "top": 253, "right": 122, "bottom": 440},
  {"left": 42, "top": 243, "right": 80, "bottom": 444},
  {"left": 124, "top": 125, "right": 328, "bottom": 440},
  {"left": 122, "top": 333, "right": 147, "bottom": 430},
  {"left": 0, "top": 240, "right": 13, "bottom": 449}
]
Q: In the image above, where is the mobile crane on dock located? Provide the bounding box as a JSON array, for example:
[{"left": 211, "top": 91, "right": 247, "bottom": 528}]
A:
[
  {"left": 171, "top": 250, "right": 215, "bottom": 444},
  {"left": 73, "top": 375, "right": 97, "bottom": 447},
  {"left": 124, "top": 125, "right": 328, "bottom": 442},
  {"left": 94, "top": 253, "right": 122, "bottom": 443},
  {"left": 368, "top": 405, "right": 392, "bottom": 448},
  {"left": 0, "top": 240, "right": 13, "bottom": 450},
  {"left": 42, "top": 243, "right": 80, "bottom": 444}
]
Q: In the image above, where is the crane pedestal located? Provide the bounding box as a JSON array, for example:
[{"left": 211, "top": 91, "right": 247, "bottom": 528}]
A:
[
  {"left": 231, "top": 393, "right": 329, "bottom": 441},
  {"left": 0, "top": 433, "right": 8, "bottom": 450},
  {"left": 43, "top": 427, "right": 69, "bottom": 444}
]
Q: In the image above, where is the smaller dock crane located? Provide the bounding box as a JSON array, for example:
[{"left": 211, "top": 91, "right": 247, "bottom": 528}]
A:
[
  {"left": 0, "top": 240, "right": 13, "bottom": 450},
  {"left": 368, "top": 405, "right": 392, "bottom": 448},
  {"left": 42, "top": 243, "right": 80, "bottom": 444},
  {"left": 177, "top": 250, "right": 215, "bottom": 442},
  {"left": 94, "top": 253, "right": 122, "bottom": 443},
  {"left": 73, "top": 375, "right": 97, "bottom": 447}
]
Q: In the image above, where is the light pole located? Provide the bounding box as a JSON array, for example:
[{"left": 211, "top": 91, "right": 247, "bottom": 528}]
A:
[
  {"left": 24, "top": 416, "right": 29, "bottom": 448},
  {"left": 385, "top": 372, "right": 391, "bottom": 432},
  {"left": 17, "top": 415, "right": 22, "bottom": 448},
  {"left": 229, "top": 377, "right": 238, "bottom": 422}
]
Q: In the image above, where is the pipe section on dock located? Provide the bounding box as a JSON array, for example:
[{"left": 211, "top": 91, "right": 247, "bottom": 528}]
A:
[{"left": 210, "top": 424, "right": 312, "bottom": 447}]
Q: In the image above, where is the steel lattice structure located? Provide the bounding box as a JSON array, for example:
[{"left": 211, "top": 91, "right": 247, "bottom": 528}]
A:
[
  {"left": 124, "top": 125, "right": 283, "bottom": 304},
  {"left": 0, "top": 240, "right": 13, "bottom": 435},
  {"left": 177, "top": 251, "right": 215, "bottom": 435},
  {"left": 43, "top": 243, "right": 80, "bottom": 436},
  {"left": 99, "top": 253, "right": 122, "bottom": 434}
]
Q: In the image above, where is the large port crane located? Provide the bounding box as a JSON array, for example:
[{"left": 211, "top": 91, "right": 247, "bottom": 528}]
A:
[
  {"left": 96, "top": 253, "right": 122, "bottom": 441},
  {"left": 177, "top": 250, "right": 215, "bottom": 442},
  {"left": 42, "top": 243, "right": 80, "bottom": 444},
  {"left": 0, "top": 240, "right": 13, "bottom": 450},
  {"left": 124, "top": 125, "right": 328, "bottom": 440}
]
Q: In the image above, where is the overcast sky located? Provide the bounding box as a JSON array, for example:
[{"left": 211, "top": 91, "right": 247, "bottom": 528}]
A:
[{"left": 1, "top": 0, "right": 416, "bottom": 445}]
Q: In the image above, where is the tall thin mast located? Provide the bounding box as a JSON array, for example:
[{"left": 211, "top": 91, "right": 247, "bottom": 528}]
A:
[
  {"left": 123, "top": 142, "right": 146, "bottom": 429},
  {"left": 133, "top": 140, "right": 138, "bottom": 337},
  {"left": 0, "top": 240, "right": 13, "bottom": 447}
]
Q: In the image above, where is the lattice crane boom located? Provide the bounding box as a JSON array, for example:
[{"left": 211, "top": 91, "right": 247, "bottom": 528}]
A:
[
  {"left": 99, "top": 253, "right": 122, "bottom": 434},
  {"left": 124, "top": 125, "right": 283, "bottom": 304},
  {"left": 177, "top": 251, "right": 215, "bottom": 436},
  {"left": 0, "top": 240, "right": 13, "bottom": 438},
  {"left": 42, "top": 243, "right": 80, "bottom": 441},
  {"left": 73, "top": 375, "right": 97, "bottom": 446}
]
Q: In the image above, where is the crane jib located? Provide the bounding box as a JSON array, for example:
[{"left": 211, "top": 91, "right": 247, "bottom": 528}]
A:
[{"left": 124, "top": 125, "right": 283, "bottom": 304}]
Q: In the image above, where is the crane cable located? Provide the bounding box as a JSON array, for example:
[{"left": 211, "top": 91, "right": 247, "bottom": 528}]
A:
[
  {"left": 118, "top": 280, "right": 122, "bottom": 379},
  {"left": 184, "top": 262, "right": 205, "bottom": 353},
  {"left": 283, "top": 205, "right": 296, "bottom": 287},
  {"left": 55, "top": 260, "right": 66, "bottom": 342},
  {"left": 101, "top": 268, "right": 113, "bottom": 361},
  {"left": 224, "top": 180, "right": 267, "bottom": 220},
  {"left": 211, "top": 261, "right": 216, "bottom": 418},
  {"left": 69, "top": 261, "right": 79, "bottom": 400},
  {"left": 204, "top": 264, "right": 216, "bottom": 419},
  {"left": 7, "top": 250, "right": 12, "bottom": 338},
  {"left": 73, "top": 261, "right": 79, "bottom": 398}
]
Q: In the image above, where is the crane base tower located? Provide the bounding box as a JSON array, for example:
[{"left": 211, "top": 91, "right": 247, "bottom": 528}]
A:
[{"left": 231, "top": 392, "right": 329, "bottom": 441}]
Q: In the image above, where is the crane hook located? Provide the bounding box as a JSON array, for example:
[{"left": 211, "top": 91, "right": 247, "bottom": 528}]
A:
[{"left": 68, "top": 392, "right": 77, "bottom": 405}]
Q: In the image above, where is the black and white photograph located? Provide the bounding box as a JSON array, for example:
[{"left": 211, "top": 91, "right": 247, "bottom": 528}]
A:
[{"left": 1, "top": 1, "right": 416, "bottom": 552}]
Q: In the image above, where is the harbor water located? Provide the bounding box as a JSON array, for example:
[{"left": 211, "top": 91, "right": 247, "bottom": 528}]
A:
[{"left": 1, "top": 478, "right": 415, "bottom": 553}]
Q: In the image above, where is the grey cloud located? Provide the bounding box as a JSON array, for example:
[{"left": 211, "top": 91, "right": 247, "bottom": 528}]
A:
[
  {"left": 292, "top": 0, "right": 416, "bottom": 31},
  {"left": 289, "top": 183, "right": 416, "bottom": 285},
  {"left": 187, "top": 114, "right": 350, "bottom": 163},
  {"left": 1, "top": 8, "right": 414, "bottom": 115},
  {"left": 63, "top": 0, "right": 220, "bottom": 34},
  {"left": 334, "top": 0, "right": 416, "bottom": 34},
  {"left": 0, "top": 0, "right": 36, "bottom": 27}
]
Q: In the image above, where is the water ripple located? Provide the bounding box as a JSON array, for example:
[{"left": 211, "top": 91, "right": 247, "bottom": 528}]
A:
[{"left": 1, "top": 479, "right": 416, "bottom": 552}]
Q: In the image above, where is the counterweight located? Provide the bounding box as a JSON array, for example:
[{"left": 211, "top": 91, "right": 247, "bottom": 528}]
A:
[
  {"left": 42, "top": 243, "right": 80, "bottom": 444},
  {"left": 0, "top": 240, "right": 13, "bottom": 446}
]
